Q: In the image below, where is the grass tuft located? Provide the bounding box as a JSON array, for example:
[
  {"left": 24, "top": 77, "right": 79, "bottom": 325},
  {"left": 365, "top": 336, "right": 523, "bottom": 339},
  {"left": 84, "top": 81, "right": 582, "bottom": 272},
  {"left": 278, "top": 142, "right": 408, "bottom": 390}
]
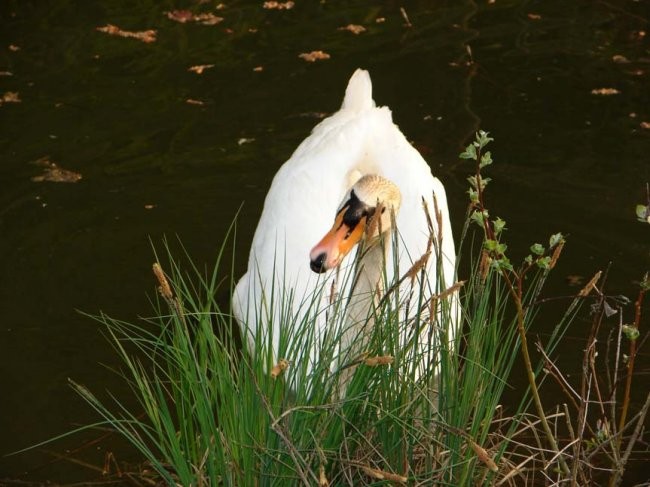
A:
[{"left": 54, "top": 133, "right": 649, "bottom": 485}]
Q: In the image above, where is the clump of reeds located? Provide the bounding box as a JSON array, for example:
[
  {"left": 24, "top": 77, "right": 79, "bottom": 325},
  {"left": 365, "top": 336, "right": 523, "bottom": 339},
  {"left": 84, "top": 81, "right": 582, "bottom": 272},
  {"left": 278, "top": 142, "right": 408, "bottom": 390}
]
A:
[{"left": 59, "top": 132, "right": 648, "bottom": 485}]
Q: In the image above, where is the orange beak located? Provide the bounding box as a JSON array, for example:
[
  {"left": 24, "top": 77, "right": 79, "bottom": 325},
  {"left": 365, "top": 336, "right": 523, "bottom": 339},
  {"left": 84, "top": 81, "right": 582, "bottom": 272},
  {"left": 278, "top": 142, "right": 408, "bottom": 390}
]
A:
[{"left": 310, "top": 208, "right": 367, "bottom": 273}]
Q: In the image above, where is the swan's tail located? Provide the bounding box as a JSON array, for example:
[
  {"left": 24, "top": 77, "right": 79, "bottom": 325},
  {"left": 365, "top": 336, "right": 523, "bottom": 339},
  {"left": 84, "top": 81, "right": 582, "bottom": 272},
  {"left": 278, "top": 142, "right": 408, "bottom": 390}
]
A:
[{"left": 341, "top": 69, "right": 375, "bottom": 112}]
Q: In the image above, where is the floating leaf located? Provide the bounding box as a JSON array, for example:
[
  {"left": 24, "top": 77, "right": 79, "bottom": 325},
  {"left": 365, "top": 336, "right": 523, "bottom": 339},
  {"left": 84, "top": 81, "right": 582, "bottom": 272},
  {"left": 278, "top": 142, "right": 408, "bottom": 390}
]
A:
[
  {"left": 298, "top": 50, "right": 330, "bottom": 62},
  {"left": 591, "top": 88, "right": 620, "bottom": 95},
  {"left": 0, "top": 91, "right": 20, "bottom": 106},
  {"left": 338, "top": 24, "right": 366, "bottom": 34},
  {"left": 96, "top": 24, "right": 157, "bottom": 43},
  {"left": 165, "top": 10, "right": 223, "bottom": 25},
  {"left": 31, "top": 156, "right": 82, "bottom": 183},
  {"left": 263, "top": 1, "right": 295, "bottom": 9},
  {"left": 188, "top": 64, "right": 215, "bottom": 74}
]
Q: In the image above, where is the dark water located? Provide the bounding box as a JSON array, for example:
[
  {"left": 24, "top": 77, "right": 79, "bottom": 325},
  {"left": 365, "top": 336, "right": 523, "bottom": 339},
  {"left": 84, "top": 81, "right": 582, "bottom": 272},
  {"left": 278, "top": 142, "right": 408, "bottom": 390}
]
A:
[{"left": 1, "top": 0, "right": 648, "bottom": 482}]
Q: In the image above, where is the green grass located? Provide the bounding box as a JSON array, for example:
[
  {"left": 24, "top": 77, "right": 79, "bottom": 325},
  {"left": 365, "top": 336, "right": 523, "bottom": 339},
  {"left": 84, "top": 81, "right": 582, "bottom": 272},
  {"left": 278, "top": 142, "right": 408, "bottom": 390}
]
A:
[{"left": 50, "top": 132, "right": 649, "bottom": 486}]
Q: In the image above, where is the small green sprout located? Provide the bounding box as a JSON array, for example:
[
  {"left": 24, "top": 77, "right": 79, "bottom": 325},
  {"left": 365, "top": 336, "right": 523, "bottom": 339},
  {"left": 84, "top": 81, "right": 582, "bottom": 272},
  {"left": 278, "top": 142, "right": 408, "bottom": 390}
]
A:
[{"left": 621, "top": 324, "right": 640, "bottom": 341}]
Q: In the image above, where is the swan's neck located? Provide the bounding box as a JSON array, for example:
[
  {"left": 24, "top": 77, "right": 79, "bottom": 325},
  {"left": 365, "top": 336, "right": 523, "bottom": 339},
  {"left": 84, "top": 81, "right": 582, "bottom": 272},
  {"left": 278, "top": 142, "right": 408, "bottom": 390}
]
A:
[{"left": 341, "top": 234, "right": 389, "bottom": 354}]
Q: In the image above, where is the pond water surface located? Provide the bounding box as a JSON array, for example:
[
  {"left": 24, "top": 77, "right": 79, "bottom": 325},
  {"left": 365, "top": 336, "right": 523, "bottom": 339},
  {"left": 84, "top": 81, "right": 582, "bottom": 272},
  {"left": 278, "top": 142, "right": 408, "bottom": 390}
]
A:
[{"left": 1, "top": 0, "right": 649, "bottom": 482}]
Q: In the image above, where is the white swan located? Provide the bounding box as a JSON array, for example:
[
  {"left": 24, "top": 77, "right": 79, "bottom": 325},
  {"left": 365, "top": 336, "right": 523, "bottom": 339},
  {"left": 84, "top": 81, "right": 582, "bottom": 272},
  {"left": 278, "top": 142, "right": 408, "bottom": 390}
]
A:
[{"left": 233, "top": 69, "right": 457, "bottom": 384}]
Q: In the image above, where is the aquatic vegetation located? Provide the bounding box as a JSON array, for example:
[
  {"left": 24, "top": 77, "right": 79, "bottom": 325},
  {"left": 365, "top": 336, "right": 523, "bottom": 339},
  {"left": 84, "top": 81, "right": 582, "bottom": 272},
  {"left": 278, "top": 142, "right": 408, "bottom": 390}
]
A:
[{"left": 52, "top": 133, "right": 648, "bottom": 485}]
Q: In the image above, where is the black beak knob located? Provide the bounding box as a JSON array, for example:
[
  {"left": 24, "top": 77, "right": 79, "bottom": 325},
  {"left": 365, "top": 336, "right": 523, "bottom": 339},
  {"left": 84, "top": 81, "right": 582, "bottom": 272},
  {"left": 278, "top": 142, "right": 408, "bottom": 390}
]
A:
[{"left": 310, "top": 253, "right": 328, "bottom": 273}]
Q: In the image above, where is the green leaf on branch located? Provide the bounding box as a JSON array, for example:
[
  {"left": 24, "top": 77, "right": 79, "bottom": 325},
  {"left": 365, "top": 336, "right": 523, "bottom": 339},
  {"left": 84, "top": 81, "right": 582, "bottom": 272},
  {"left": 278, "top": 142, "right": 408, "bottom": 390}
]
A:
[
  {"left": 536, "top": 256, "right": 552, "bottom": 270},
  {"left": 641, "top": 273, "right": 650, "bottom": 291},
  {"left": 476, "top": 130, "right": 494, "bottom": 149},
  {"left": 460, "top": 144, "right": 477, "bottom": 160},
  {"left": 549, "top": 232, "right": 565, "bottom": 248},
  {"left": 636, "top": 204, "right": 650, "bottom": 224},
  {"left": 471, "top": 210, "right": 487, "bottom": 227},
  {"left": 480, "top": 151, "right": 493, "bottom": 168},
  {"left": 493, "top": 217, "right": 506, "bottom": 235},
  {"left": 467, "top": 175, "right": 491, "bottom": 190},
  {"left": 530, "top": 243, "right": 545, "bottom": 256},
  {"left": 622, "top": 324, "right": 640, "bottom": 341},
  {"left": 491, "top": 256, "right": 513, "bottom": 272},
  {"left": 484, "top": 239, "right": 507, "bottom": 255}
]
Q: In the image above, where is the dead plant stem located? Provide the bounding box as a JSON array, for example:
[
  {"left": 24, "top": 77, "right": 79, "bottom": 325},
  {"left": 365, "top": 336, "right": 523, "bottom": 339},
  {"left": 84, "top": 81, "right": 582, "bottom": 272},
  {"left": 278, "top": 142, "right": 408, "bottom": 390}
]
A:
[
  {"left": 504, "top": 274, "right": 571, "bottom": 477},
  {"left": 616, "top": 285, "right": 645, "bottom": 438}
]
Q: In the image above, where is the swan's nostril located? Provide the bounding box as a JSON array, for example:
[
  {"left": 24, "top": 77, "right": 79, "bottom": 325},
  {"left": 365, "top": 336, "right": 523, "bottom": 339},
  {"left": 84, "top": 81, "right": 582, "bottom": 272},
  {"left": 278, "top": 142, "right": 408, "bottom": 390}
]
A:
[{"left": 310, "top": 252, "right": 328, "bottom": 273}]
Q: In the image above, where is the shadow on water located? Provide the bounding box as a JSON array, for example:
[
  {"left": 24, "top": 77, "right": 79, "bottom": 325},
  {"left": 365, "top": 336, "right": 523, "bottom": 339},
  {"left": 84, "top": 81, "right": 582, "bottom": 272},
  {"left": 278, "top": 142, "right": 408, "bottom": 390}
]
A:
[{"left": 0, "top": 0, "right": 648, "bottom": 482}]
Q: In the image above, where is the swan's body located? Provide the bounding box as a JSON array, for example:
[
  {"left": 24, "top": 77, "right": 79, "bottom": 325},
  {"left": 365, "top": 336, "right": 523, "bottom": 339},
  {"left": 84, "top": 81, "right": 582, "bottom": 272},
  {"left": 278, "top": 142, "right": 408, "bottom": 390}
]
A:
[{"left": 233, "top": 69, "right": 457, "bottom": 382}]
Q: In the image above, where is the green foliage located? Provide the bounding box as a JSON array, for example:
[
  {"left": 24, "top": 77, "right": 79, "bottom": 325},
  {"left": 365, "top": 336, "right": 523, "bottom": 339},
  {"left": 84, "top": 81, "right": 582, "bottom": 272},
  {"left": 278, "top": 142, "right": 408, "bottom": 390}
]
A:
[
  {"left": 635, "top": 204, "right": 650, "bottom": 224},
  {"left": 62, "top": 131, "right": 589, "bottom": 485}
]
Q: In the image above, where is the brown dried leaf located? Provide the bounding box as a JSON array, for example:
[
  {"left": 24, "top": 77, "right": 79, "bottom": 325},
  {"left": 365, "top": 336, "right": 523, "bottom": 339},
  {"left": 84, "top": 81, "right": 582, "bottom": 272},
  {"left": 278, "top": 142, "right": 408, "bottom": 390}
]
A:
[
  {"left": 30, "top": 157, "right": 82, "bottom": 183},
  {"left": 270, "top": 359, "right": 289, "bottom": 378},
  {"left": 0, "top": 71, "right": 13, "bottom": 76},
  {"left": 360, "top": 465, "right": 407, "bottom": 484},
  {"left": 188, "top": 64, "right": 215, "bottom": 74},
  {"left": 96, "top": 24, "right": 157, "bottom": 43},
  {"left": 298, "top": 50, "right": 330, "bottom": 62},
  {"left": 527, "top": 13, "right": 542, "bottom": 20},
  {"left": 591, "top": 87, "right": 620, "bottom": 95},
  {"left": 8, "top": 44, "right": 20, "bottom": 51},
  {"left": 186, "top": 98, "right": 205, "bottom": 105},
  {"left": 253, "top": 66, "right": 264, "bottom": 72},
  {"left": 467, "top": 437, "right": 499, "bottom": 472},
  {"left": 318, "top": 464, "right": 329, "bottom": 486},
  {"left": 263, "top": 1, "right": 295, "bottom": 9},
  {"left": 364, "top": 355, "right": 394, "bottom": 366},
  {"left": 578, "top": 271, "right": 602, "bottom": 297},
  {"left": 338, "top": 24, "right": 366, "bottom": 34},
  {"left": 1, "top": 91, "right": 21, "bottom": 104},
  {"left": 166, "top": 9, "right": 194, "bottom": 23},
  {"left": 549, "top": 240, "right": 564, "bottom": 270},
  {"left": 195, "top": 13, "right": 224, "bottom": 25},
  {"left": 375, "top": 17, "right": 385, "bottom": 23},
  {"left": 612, "top": 54, "right": 630, "bottom": 63},
  {"left": 165, "top": 10, "right": 223, "bottom": 25},
  {"left": 640, "top": 121, "right": 650, "bottom": 130}
]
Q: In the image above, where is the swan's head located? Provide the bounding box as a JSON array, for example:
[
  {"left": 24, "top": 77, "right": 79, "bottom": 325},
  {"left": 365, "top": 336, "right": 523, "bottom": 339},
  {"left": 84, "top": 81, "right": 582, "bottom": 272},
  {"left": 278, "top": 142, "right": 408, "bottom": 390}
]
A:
[{"left": 309, "top": 174, "right": 401, "bottom": 273}]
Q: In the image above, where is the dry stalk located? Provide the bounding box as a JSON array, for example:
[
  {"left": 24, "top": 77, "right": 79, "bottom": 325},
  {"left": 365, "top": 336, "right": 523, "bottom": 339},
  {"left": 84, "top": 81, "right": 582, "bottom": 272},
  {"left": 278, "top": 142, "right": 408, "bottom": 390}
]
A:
[
  {"left": 250, "top": 374, "right": 318, "bottom": 486},
  {"left": 615, "top": 281, "right": 646, "bottom": 443},
  {"left": 504, "top": 272, "right": 572, "bottom": 477}
]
